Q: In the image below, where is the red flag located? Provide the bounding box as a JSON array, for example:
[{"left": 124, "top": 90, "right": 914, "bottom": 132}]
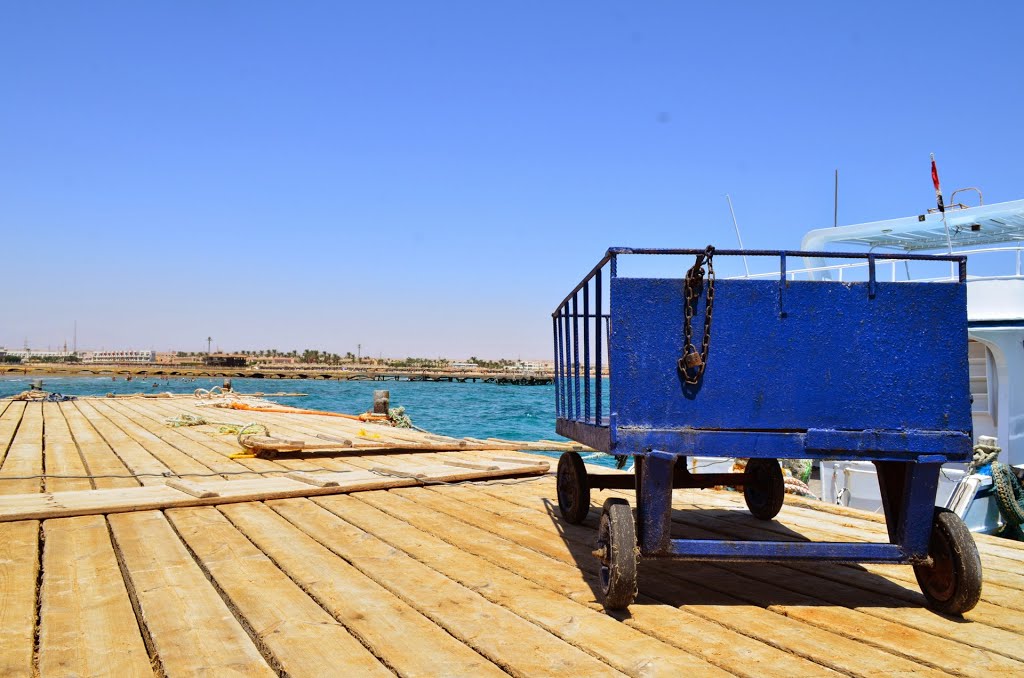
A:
[{"left": 931, "top": 153, "right": 945, "bottom": 213}]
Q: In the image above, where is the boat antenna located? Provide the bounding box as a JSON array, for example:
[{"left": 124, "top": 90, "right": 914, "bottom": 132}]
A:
[
  {"left": 833, "top": 169, "right": 839, "bottom": 227},
  {"left": 725, "top": 194, "right": 751, "bottom": 277}
]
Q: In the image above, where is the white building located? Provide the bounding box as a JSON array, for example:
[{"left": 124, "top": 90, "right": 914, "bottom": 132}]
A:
[
  {"left": 4, "top": 349, "right": 74, "bottom": 360},
  {"left": 81, "top": 350, "right": 155, "bottom": 364}
]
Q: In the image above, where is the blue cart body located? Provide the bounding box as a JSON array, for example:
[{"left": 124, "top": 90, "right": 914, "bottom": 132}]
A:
[{"left": 552, "top": 248, "right": 973, "bottom": 566}]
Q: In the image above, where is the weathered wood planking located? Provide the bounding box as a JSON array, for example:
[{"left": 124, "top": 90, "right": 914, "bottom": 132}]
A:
[
  {"left": 459, "top": 478, "right": 1024, "bottom": 675},
  {"left": 0, "top": 521, "right": 39, "bottom": 677},
  {"left": 165, "top": 507, "right": 392, "bottom": 677},
  {"left": 39, "top": 516, "right": 151, "bottom": 676},
  {"left": 362, "top": 486, "right": 842, "bottom": 676},
  {"left": 0, "top": 402, "right": 43, "bottom": 494},
  {"left": 60, "top": 403, "right": 140, "bottom": 489},
  {"left": 72, "top": 401, "right": 171, "bottom": 485},
  {"left": 0, "top": 401, "right": 26, "bottom": 469},
  {"left": 107, "top": 510, "right": 277, "bottom": 676},
  {"left": 314, "top": 493, "right": 731, "bottom": 677},
  {"left": 0, "top": 397, "right": 1021, "bottom": 678},
  {"left": 0, "top": 462, "right": 549, "bottom": 521},
  {"left": 41, "top": 402, "right": 92, "bottom": 492},
  {"left": 220, "top": 501, "right": 509, "bottom": 677},
  {"left": 267, "top": 497, "right": 627, "bottom": 677}
]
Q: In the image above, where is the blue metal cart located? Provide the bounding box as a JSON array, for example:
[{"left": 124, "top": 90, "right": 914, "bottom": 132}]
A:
[{"left": 552, "top": 247, "right": 982, "bottom": 614}]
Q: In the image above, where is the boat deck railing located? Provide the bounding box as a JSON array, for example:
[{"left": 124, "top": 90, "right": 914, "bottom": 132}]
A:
[{"left": 732, "top": 244, "right": 1023, "bottom": 283}]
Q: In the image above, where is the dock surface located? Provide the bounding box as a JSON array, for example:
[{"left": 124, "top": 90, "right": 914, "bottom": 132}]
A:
[{"left": 1, "top": 397, "right": 1023, "bottom": 676}]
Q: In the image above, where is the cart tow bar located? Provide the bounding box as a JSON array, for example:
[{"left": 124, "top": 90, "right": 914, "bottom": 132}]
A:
[{"left": 679, "top": 245, "right": 716, "bottom": 384}]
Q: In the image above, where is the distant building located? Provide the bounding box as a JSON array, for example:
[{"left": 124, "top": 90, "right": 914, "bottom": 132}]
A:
[
  {"left": 504, "top": 361, "right": 550, "bottom": 372},
  {"left": 6, "top": 349, "right": 75, "bottom": 360},
  {"left": 252, "top": 356, "right": 299, "bottom": 366},
  {"left": 451, "top": 361, "right": 476, "bottom": 370},
  {"left": 82, "top": 350, "right": 155, "bottom": 364},
  {"left": 203, "top": 353, "right": 248, "bottom": 368}
]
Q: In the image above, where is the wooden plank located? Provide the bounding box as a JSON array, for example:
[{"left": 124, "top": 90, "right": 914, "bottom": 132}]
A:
[
  {"left": 72, "top": 401, "right": 170, "bottom": 486},
  {"left": 315, "top": 494, "right": 731, "bottom": 677},
  {"left": 87, "top": 400, "right": 221, "bottom": 480},
  {"left": 0, "top": 485, "right": 191, "bottom": 522},
  {"left": 165, "top": 478, "right": 219, "bottom": 498},
  {"left": 59, "top": 402, "right": 138, "bottom": 490},
  {"left": 166, "top": 507, "right": 391, "bottom": 677},
  {"left": 38, "top": 516, "right": 151, "bottom": 676},
  {"left": 41, "top": 402, "right": 92, "bottom": 492},
  {"left": 0, "top": 520, "right": 39, "bottom": 677},
  {"left": 0, "top": 402, "right": 43, "bottom": 494},
  {"left": 0, "top": 459, "right": 548, "bottom": 522},
  {"left": 107, "top": 510, "right": 276, "bottom": 676},
  {"left": 285, "top": 470, "right": 340, "bottom": 487},
  {"left": 267, "top": 497, "right": 627, "bottom": 677},
  {"left": 370, "top": 461, "right": 548, "bottom": 481},
  {"left": 219, "top": 501, "right": 507, "bottom": 677},
  {"left": 0, "top": 462, "right": 546, "bottom": 522},
  {"left": 0, "top": 401, "right": 26, "bottom": 470}
]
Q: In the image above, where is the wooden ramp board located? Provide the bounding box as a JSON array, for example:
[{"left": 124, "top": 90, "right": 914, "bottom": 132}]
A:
[{"left": 0, "top": 460, "right": 550, "bottom": 522}]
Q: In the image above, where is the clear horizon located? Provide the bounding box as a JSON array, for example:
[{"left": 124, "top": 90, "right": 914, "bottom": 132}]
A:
[{"left": 3, "top": 2, "right": 1022, "bottom": 360}]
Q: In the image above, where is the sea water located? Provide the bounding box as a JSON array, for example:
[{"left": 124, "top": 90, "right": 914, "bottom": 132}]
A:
[{"left": 0, "top": 375, "right": 617, "bottom": 467}]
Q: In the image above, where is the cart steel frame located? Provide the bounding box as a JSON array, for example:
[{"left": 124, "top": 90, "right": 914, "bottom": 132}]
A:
[{"left": 552, "top": 247, "right": 982, "bottom": 614}]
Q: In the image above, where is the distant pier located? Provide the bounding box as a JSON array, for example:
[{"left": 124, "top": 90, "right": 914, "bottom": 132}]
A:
[{"left": 1, "top": 364, "right": 557, "bottom": 385}]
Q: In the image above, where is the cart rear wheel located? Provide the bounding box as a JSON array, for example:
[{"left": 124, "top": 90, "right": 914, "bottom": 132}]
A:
[
  {"left": 913, "top": 507, "right": 982, "bottom": 615},
  {"left": 743, "top": 458, "right": 784, "bottom": 520},
  {"left": 596, "top": 498, "right": 638, "bottom": 610},
  {"left": 557, "top": 451, "right": 591, "bottom": 524}
]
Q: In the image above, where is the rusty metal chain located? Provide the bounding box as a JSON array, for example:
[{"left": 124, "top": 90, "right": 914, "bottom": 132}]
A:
[{"left": 678, "top": 245, "right": 716, "bottom": 384}]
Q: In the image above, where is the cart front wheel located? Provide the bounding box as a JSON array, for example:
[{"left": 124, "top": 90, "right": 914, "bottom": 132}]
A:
[
  {"left": 913, "top": 507, "right": 982, "bottom": 615},
  {"left": 595, "top": 498, "right": 638, "bottom": 610},
  {"left": 743, "top": 458, "right": 784, "bottom": 520},
  {"left": 557, "top": 451, "right": 591, "bottom": 524}
]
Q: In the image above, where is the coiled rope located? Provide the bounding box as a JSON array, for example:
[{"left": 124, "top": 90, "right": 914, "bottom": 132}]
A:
[{"left": 991, "top": 461, "right": 1024, "bottom": 530}]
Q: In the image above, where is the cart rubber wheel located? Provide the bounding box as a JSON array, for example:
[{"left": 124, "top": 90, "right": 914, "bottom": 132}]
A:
[
  {"left": 596, "top": 497, "right": 638, "bottom": 610},
  {"left": 913, "top": 507, "right": 982, "bottom": 615},
  {"left": 557, "top": 451, "right": 591, "bottom": 524},
  {"left": 743, "top": 458, "right": 784, "bottom": 520}
]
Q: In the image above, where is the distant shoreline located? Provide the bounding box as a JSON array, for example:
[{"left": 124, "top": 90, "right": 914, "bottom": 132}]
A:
[{"left": 1, "top": 364, "right": 561, "bottom": 384}]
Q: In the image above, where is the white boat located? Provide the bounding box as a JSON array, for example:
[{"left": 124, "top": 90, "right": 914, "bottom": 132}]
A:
[{"left": 796, "top": 196, "right": 1024, "bottom": 532}]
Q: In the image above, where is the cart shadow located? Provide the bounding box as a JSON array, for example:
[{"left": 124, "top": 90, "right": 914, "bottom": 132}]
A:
[{"left": 543, "top": 496, "right": 934, "bottom": 615}]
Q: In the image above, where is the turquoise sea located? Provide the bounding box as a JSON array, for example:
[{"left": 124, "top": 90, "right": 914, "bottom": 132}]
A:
[{"left": 0, "top": 375, "right": 613, "bottom": 465}]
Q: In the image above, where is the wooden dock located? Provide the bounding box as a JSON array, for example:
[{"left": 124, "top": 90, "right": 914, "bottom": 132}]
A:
[{"left": 1, "top": 396, "right": 1023, "bottom": 676}]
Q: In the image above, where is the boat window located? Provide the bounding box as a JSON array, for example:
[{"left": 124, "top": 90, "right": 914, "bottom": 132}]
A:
[{"left": 968, "top": 340, "right": 997, "bottom": 422}]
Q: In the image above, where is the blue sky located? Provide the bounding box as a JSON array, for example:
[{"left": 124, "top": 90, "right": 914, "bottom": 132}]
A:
[{"left": 2, "top": 2, "right": 1021, "bottom": 358}]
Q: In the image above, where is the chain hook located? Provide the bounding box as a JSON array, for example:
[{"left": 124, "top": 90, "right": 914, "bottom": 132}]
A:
[{"left": 678, "top": 245, "right": 716, "bottom": 385}]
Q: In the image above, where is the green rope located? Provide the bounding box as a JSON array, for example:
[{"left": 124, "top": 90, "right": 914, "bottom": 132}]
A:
[
  {"left": 165, "top": 413, "right": 267, "bottom": 438},
  {"left": 235, "top": 422, "right": 270, "bottom": 447},
  {"left": 991, "top": 462, "right": 1024, "bottom": 529},
  {"left": 387, "top": 406, "right": 413, "bottom": 429},
  {"left": 968, "top": 441, "right": 1002, "bottom": 474}
]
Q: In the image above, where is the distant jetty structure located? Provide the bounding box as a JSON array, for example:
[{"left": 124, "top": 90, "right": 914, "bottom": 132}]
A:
[{"left": 1, "top": 364, "right": 559, "bottom": 385}]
